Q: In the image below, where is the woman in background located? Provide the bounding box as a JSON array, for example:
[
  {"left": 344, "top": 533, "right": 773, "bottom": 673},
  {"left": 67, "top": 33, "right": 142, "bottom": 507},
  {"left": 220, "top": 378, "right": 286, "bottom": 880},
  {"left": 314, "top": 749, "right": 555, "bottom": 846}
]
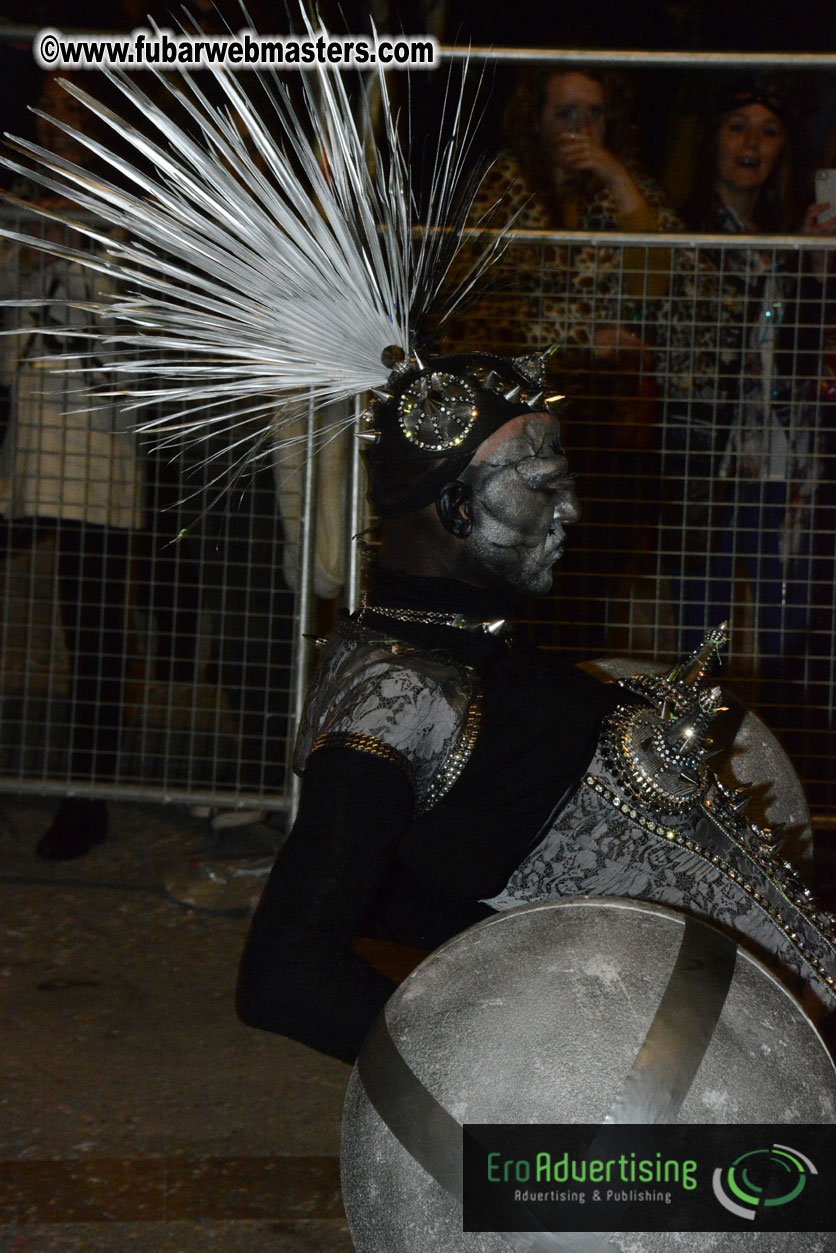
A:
[
  {"left": 442, "top": 65, "right": 680, "bottom": 654},
  {"left": 450, "top": 62, "right": 679, "bottom": 357},
  {"left": 658, "top": 79, "right": 834, "bottom": 695}
]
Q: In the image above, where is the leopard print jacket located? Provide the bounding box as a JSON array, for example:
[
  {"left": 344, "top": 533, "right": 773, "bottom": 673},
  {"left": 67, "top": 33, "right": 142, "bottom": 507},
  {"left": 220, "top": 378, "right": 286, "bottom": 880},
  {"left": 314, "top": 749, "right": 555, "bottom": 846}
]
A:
[{"left": 439, "top": 150, "right": 682, "bottom": 361}]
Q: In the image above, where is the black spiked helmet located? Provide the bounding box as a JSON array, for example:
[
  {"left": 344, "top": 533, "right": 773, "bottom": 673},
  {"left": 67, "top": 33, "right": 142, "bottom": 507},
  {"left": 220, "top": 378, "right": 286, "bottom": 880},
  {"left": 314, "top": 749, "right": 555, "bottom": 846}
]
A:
[{"left": 363, "top": 347, "right": 563, "bottom": 517}]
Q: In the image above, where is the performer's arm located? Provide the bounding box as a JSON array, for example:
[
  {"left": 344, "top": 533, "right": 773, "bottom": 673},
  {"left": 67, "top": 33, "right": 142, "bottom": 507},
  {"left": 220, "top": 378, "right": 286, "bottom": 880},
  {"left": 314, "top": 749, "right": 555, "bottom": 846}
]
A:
[{"left": 236, "top": 746, "right": 413, "bottom": 1063}]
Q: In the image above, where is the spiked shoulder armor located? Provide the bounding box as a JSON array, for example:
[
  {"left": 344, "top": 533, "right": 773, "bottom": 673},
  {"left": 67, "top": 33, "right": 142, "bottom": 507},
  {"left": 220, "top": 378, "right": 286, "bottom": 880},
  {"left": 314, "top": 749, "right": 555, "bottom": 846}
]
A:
[{"left": 489, "top": 625, "right": 836, "bottom": 1016}]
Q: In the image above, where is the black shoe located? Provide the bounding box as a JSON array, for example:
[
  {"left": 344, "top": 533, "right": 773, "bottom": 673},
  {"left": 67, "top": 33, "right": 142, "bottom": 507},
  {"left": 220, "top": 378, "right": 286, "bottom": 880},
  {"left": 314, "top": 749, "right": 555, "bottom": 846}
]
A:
[{"left": 35, "top": 799, "right": 109, "bottom": 860}]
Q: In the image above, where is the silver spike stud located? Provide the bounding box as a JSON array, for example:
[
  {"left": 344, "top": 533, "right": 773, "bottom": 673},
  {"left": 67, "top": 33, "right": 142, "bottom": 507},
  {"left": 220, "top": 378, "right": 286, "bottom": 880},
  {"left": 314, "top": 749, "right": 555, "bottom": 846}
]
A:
[
  {"left": 504, "top": 385, "right": 522, "bottom": 403},
  {"left": 412, "top": 351, "right": 425, "bottom": 371},
  {"left": 527, "top": 390, "right": 546, "bottom": 408},
  {"left": 484, "top": 370, "right": 500, "bottom": 390},
  {"left": 511, "top": 350, "right": 548, "bottom": 382},
  {"left": 662, "top": 712, "right": 700, "bottom": 757},
  {"left": 759, "top": 824, "right": 788, "bottom": 851},
  {"left": 665, "top": 621, "right": 730, "bottom": 688},
  {"left": 355, "top": 430, "right": 380, "bottom": 445},
  {"left": 370, "top": 388, "right": 392, "bottom": 401},
  {"left": 485, "top": 619, "right": 509, "bottom": 636},
  {"left": 730, "top": 786, "right": 755, "bottom": 814}
]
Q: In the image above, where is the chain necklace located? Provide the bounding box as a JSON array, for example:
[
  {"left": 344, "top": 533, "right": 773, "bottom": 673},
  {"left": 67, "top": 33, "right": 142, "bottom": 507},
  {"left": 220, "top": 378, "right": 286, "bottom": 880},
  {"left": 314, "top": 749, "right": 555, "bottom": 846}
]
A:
[{"left": 359, "top": 602, "right": 510, "bottom": 637}]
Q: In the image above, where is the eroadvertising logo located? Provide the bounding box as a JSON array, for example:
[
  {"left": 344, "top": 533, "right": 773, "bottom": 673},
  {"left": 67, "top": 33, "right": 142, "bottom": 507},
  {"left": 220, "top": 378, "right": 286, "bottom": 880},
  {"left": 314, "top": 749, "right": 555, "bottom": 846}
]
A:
[
  {"left": 462, "top": 1125, "right": 834, "bottom": 1234},
  {"left": 712, "top": 1143, "right": 817, "bottom": 1220}
]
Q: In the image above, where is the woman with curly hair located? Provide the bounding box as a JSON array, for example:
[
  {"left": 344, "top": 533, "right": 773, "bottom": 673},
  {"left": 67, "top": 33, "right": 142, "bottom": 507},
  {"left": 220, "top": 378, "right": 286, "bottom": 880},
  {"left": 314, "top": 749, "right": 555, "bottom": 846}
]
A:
[
  {"left": 446, "top": 64, "right": 679, "bottom": 360},
  {"left": 438, "top": 66, "right": 680, "bottom": 653},
  {"left": 506, "top": 65, "right": 650, "bottom": 231}
]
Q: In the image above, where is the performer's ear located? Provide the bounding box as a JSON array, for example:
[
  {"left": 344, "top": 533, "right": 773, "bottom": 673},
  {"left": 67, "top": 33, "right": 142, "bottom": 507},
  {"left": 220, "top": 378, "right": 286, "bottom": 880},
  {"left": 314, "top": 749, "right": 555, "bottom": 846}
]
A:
[{"left": 437, "top": 481, "right": 472, "bottom": 538}]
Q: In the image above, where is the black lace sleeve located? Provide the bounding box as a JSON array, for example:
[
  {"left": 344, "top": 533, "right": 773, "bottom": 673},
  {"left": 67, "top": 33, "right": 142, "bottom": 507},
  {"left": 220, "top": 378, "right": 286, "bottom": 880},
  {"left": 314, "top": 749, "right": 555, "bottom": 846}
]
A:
[{"left": 236, "top": 746, "right": 414, "bottom": 1063}]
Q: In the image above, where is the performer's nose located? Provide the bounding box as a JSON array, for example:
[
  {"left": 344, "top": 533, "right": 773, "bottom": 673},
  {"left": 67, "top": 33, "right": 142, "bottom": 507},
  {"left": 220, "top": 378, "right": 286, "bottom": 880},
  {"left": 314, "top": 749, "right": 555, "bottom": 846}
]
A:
[{"left": 555, "top": 488, "right": 581, "bottom": 527}]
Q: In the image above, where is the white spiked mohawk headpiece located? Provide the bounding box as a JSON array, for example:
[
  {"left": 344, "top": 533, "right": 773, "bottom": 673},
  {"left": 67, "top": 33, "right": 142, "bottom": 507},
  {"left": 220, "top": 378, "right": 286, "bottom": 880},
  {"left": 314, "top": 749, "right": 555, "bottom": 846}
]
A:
[{"left": 0, "top": 7, "right": 552, "bottom": 492}]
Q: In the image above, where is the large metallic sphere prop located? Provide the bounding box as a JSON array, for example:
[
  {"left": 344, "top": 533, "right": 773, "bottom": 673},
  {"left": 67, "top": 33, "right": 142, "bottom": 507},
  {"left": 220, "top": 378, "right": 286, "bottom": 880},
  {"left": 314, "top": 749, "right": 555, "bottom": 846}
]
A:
[{"left": 342, "top": 899, "right": 835, "bottom": 1252}]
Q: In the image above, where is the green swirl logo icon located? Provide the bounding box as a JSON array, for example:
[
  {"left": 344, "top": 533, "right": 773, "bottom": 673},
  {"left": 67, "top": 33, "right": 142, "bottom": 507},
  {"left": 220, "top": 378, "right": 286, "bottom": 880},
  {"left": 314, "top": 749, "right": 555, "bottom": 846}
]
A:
[{"left": 712, "top": 1143, "right": 817, "bottom": 1220}]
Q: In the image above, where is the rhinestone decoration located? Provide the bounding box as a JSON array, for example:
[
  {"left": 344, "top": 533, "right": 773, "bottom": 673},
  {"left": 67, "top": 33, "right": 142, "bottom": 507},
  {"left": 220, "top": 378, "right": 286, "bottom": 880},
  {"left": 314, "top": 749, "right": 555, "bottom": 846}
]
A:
[
  {"left": 600, "top": 702, "right": 712, "bottom": 815},
  {"left": 421, "top": 690, "right": 484, "bottom": 813},
  {"left": 583, "top": 771, "right": 836, "bottom": 994},
  {"left": 582, "top": 622, "right": 836, "bottom": 996},
  {"left": 397, "top": 372, "right": 479, "bottom": 451}
]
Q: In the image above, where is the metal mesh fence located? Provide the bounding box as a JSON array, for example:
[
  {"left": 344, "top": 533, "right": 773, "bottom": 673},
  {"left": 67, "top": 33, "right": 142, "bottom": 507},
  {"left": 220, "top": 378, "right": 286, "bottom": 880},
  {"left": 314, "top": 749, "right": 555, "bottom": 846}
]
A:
[
  {"left": 1, "top": 169, "right": 835, "bottom": 819},
  {"left": 0, "top": 211, "right": 308, "bottom": 812}
]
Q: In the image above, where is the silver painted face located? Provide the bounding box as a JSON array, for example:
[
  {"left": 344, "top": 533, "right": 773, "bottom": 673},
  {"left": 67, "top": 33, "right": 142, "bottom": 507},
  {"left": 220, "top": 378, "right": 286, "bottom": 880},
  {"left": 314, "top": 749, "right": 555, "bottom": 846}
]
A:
[{"left": 459, "top": 413, "right": 580, "bottom": 597}]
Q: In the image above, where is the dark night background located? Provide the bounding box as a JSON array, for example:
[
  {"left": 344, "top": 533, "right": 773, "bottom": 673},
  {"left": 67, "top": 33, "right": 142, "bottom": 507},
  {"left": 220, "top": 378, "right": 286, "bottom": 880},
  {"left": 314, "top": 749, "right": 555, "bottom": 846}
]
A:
[{"left": 1, "top": 2, "right": 835, "bottom": 152}]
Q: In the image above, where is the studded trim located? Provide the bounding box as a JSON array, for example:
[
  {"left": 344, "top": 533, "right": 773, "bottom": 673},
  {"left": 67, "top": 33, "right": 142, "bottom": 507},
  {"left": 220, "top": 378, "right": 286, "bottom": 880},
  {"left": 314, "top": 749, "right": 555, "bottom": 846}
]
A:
[
  {"left": 418, "top": 689, "right": 484, "bottom": 814},
  {"left": 584, "top": 771, "right": 836, "bottom": 997},
  {"left": 311, "top": 731, "right": 416, "bottom": 791},
  {"left": 358, "top": 604, "right": 511, "bottom": 637},
  {"left": 310, "top": 691, "right": 484, "bottom": 816},
  {"left": 615, "top": 672, "right": 699, "bottom": 715}
]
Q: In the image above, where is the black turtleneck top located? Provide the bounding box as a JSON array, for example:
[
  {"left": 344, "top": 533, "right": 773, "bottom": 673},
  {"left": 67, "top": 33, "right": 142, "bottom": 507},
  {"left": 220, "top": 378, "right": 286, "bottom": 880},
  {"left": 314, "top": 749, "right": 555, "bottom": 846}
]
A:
[{"left": 236, "top": 569, "right": 619, "bottom": 1062}]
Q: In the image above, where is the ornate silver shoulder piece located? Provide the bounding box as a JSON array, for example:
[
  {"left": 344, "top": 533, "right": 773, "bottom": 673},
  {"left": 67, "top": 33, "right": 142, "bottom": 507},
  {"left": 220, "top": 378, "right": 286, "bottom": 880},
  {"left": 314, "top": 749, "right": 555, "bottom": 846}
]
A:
[
  {"left": 490, "top": 622, "right": 836, "bottom": 1005},
  {"left": 602, "top": 623, "right": 730, "bottom": 816}
]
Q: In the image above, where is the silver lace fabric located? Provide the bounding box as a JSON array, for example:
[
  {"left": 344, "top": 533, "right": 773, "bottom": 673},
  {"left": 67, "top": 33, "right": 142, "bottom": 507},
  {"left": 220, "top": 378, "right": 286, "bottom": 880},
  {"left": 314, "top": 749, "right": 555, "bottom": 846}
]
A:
[
  {"left": 293, "top": 619, "right": 480, "bottom": 814},
  {"left": 295, "top": 620, "right": 835, "bottom": 1016},
  {"left": 485, "top": 743, "right": 836, "bottom": 1019}
]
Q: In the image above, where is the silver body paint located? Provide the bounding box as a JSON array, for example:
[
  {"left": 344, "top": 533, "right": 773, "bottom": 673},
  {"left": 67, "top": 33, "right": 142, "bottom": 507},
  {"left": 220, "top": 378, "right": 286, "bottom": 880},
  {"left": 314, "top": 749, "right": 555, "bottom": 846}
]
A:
[{"left": 459, "top": 413, "right": 580, "bottom": 597}]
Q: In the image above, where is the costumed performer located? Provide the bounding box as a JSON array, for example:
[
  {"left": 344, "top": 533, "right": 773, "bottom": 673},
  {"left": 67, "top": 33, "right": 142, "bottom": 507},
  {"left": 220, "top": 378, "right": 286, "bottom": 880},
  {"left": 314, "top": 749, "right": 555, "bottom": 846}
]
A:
[
  {"left": 1, "top": 16, "right": 832, "bottom": 1069},
  {"left": 236, "top": 347, "right": 836, "bottom": 1063}
]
